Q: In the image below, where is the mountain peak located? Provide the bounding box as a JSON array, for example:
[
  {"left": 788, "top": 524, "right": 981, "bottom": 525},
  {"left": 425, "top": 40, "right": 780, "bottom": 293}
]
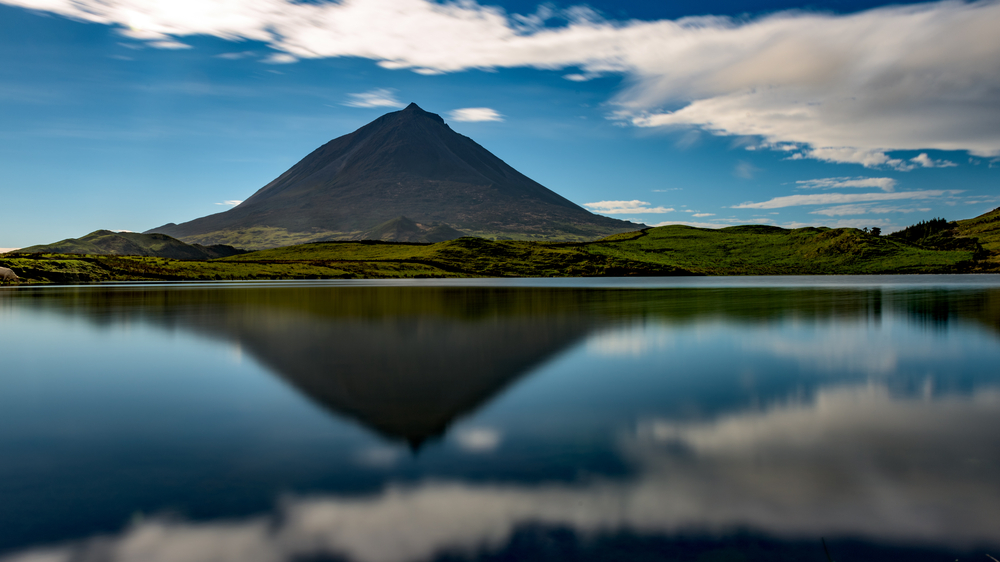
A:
[
  {"left": 398, "top": 102, "right": 443, "bottom": 123},
  {"left": 146, "top": 105, "right": 641, "bottom": 248}
]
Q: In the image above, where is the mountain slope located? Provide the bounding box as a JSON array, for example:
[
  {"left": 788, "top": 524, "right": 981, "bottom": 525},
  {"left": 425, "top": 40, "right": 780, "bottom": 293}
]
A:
[
  {"left": 19, "top": 230, "right": 245, "bottom": 259},
  {"left": 351, "top": 216, "right": 466, "bottom": 243},
  {"left": 147, "top": 103, "right": 639, "bottom": 248}
]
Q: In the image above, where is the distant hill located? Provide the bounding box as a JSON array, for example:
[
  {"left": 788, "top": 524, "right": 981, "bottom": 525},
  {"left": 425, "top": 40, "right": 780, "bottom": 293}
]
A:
[
  {"left": 18, "top": 230, "right": 246, "bottom": 259},
  {"left": 351, "top": 216, "right": 466, "bottom": 243},
  {"left": 146, "top": 103, "right": 641, "bottom": 248}
]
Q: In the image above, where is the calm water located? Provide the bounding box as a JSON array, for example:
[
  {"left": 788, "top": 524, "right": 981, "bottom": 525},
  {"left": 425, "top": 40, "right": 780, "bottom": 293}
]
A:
[{"left": 1, "top": 277, "right": 999, "bottom": 562}]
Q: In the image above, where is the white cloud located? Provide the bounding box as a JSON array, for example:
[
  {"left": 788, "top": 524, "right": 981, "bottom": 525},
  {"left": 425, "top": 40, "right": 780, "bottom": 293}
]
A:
[
  {"left": 214, "top": 200, "right": 243, "bottom": 206},
  {"left": 148, "top": 39, "right": 191, "bottom": 49},
  {"left": 796, "top": 177, "right": 897, "bottom": 192},
  {"left": 810, "top": 204, "right": 930, "bottom": 216},
  {"left": 216, "top": 51, "right": 256, "bottom": 60},
  {"left": 343, "top": 88, "right": 404, "bottom": 109},
  {"left": 3, "top": 0, "right": 998, "bottom": 164},
  {"left": 692, "top": 213, "right": 715, "bottom": 217},
  {"left": 584, "top": 200, "right": 674, "bottom": 214},
  {"left": 448, "top": 107, "right": 504, "bottom": 122},
  {"left": 732, "top": 190, "right": 961, "bottom": 209},
  {"left": 263, "top": 53, "right": 297, "bottom": 64},
  {"left": 909, "top": 153, "right": 958, "bottom": 168}
]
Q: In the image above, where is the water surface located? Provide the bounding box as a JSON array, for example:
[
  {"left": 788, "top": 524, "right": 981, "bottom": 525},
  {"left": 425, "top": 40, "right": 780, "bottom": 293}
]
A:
[{"left": 1, "top": 277, "right": 999, "bottom": 561}]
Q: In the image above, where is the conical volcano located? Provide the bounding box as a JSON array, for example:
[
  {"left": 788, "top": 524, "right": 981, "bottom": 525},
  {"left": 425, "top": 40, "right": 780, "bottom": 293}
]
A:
[{"left": 147, "top": 103, "right": 641, "bottom": 248}]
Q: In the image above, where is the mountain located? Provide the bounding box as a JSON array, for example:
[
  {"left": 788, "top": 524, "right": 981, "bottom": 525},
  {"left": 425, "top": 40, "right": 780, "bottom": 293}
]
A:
[
  {"left": 18, "top": 230, "right": 246, "bottom": 259},
  {"left": 146, "top": 103, "right": 641, "bottom": 248}
]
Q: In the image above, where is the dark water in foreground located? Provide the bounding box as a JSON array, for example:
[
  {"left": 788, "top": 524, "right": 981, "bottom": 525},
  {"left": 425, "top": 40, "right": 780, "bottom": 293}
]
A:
[{"left": 1, "top": 277, "right": 999, "bottom": 562}]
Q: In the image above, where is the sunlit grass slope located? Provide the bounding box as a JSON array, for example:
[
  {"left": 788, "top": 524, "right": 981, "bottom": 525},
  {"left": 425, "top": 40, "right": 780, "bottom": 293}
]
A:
[
  {"left": 584, "top": 224, "right": 981, "bottom": 275},
  {"left": 1, "top": 220, "right": 990, "bottom": 284},
  {"left": 957, "top": 207, "right": 1000, "bottom": 268}
]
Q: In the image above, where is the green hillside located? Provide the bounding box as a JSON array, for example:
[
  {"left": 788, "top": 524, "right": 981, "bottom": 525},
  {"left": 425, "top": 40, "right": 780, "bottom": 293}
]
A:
[
  {"left": 18, "top": 230, "right": 246, "bottom": 259},
  {"left": 4, "top": 211, "right": 997, "bottom": 284},
  {"left": 584, "top": 224, "right": 981, "bottom": 275},
  {"left": 957, "top": 207, "right": 1000, "bottom": 267}
]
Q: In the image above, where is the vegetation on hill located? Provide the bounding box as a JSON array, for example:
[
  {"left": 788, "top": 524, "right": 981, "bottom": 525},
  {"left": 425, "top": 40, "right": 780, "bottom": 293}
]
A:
[
  {"left": 957, "top": 206, "right": 1000, "bottom": 268},
  {"left": 5, "top": 212, "right": 995, "bottom": 284},
  {"left": 19, "top": 230, "right": 246, "bottom": 259},
  {"left": 584, "top": 224, "right": 982, "bottom": 275}
]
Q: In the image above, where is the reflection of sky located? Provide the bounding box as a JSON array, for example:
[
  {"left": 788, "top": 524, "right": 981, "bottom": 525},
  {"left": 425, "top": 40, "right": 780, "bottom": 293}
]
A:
[
  {"left": 4, "top": 384, "right": 999, "bottom": 562},
  {"left": 2, "top": 286, "right": 1000, "bottom": 560}
]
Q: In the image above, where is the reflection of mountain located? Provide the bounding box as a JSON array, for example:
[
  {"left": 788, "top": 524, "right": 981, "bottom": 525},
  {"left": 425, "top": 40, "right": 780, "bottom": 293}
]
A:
[
  {"left": 15, "top": 285, "right": 598, "bottom": 446},
  {"left": 224, "top": 314, "right": 589, "bottom": 448},
  {"left": 10, "top": 283, "right": 1000, "bottom": 447}
]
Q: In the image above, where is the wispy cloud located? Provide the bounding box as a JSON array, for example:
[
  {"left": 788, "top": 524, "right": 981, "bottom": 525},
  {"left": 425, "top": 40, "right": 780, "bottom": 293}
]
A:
[
  {"left": 692, "top": 213, "right": 715, "bottom": 217},
  {"left": 650, "top": 220, "right": 725, "bottom": 229},
  {"left": 732, "top": 190, "right": 961, "bottom": 209},
  {"left": 343, "top": 88, "right": 404, "bottom": 109},
  {"left": 6, "top": 0, "right": 999, "bottom": 165},
  {"left": 810, "top": 204, "right": 930, "bottom": 216},
  {"left": 796, "top": 177, "right": 897, "bottom": 192},
  {"left": 214, "top": 200, "right": 243, "bottom": 206},
  {"left": 584, "top": 200, "right": 674, "bottom": 214},
  {"left": 448, "top": 107, "right": 503, "bottom": 122},
  {"left": 733, "top": 160, "right": 761, "bottom": 179}
]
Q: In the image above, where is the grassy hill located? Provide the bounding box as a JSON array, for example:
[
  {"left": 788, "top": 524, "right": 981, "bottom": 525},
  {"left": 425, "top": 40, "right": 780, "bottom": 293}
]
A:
[
  {"left": 584, "top": 224, "right": 981, "bottom": 275},
  {"left": 18, "top": 230, "right": 246, "bottom": 259},
  {"left": 4, "top": 211, "right": 997, "bottom": 284},
  {"left": 957, "top": 207, "right": 1000, "bottom": 267}
]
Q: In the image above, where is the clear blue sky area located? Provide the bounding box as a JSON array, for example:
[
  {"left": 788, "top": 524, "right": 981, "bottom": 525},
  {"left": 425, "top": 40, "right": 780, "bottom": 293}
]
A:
[{"left": 1, "top": 0, "right": 997, "bottom": 249}]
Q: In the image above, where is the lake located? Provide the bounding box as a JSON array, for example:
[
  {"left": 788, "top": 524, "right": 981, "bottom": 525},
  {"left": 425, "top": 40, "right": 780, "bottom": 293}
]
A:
[{"left": 1, "top": 276, "right": 999, "bottom": 562}]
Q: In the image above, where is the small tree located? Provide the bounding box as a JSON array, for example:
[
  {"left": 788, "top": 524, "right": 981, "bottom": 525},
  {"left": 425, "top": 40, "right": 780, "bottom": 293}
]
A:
[{"left": 870, "top": 227, "right": 881, "bottom": 237}]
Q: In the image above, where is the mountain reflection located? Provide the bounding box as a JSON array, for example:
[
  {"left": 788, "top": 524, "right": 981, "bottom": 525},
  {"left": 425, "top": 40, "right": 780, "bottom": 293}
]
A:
[
  {"left": 4, "top": 384, "right": 998, "bottom": 562},
  {"left": 4, "top": 281, "right": 1000, "bottom": 561},
  {"left": 6, "top": 283, "right": 1000, "bottom": 446}
]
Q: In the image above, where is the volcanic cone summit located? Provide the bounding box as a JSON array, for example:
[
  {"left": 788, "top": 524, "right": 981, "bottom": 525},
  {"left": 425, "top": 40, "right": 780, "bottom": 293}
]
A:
[{"left": 148, "top": 103, "right": 641, "bottom": 248}]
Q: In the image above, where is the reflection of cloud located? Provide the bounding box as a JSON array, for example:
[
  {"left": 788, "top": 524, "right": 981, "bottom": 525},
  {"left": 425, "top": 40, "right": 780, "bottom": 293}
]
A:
[
  {"left": 586, "top": 324, "right": 675, "bottom": 357},
  {"left": 743, "top": 321, "right": 901, "bottom": 374},
  {"left": 9, "top": 385, "right": 998, "bottom": 562},
  {"left": 453, "top": 427, "right": 502, "bottom": 452},
  {"left": 355, "top": 446, "right": 404, "bottom": 468}
]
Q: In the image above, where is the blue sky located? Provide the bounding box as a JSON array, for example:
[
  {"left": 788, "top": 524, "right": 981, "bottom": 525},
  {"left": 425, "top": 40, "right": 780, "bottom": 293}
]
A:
[{"left": 1, "top": 0, "right": 998, "bottom": 250}]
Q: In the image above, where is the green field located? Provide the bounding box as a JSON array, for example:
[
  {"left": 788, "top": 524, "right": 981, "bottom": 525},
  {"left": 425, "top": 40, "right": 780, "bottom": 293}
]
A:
[{"left": 3, "top": 217, "right": 995, "bottom": 285}]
